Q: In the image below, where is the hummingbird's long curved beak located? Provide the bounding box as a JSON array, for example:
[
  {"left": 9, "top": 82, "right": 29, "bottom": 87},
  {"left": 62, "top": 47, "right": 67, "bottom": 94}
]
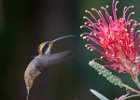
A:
[{"left": 52, "top": 35, "right": 75, "bottom": 43}]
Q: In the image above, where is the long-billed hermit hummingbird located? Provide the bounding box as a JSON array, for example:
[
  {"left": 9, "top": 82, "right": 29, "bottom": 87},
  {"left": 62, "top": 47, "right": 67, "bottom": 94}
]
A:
[{"left": 24, "top": 35, "right": 75, "bottom": 100}]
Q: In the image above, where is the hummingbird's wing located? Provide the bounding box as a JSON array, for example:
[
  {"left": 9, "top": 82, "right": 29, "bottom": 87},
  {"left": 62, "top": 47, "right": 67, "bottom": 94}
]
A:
[
  {"left": 37, "top": 50, "right": 72, "bottom": 72},
  {"left": 47, "top": 50, "right": 72, "bottom": 63}
]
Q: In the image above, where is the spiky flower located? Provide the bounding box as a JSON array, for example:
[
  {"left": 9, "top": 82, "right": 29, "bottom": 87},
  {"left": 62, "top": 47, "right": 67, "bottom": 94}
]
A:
[{"left": 80, "top": 0, "right": 140, "bottom": 79}]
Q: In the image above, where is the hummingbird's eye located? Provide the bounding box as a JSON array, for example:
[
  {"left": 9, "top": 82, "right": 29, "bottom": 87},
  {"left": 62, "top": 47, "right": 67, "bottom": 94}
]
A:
[
  {"left": 42, "top": 42, "right": 50, "bottom": 54},
  {"left": 38, "top": 42, "right": 50, "bottom": 54}
]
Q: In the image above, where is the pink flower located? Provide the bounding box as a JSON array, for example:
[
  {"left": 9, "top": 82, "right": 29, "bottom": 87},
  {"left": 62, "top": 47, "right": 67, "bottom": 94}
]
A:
[{"left": 80, "top": 0, "right": 140, "bottom": 78}]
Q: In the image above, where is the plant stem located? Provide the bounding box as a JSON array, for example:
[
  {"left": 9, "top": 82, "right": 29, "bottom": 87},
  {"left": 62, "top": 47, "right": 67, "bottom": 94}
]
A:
[
  {"left": 134, "top": 75, "right": 140, "bottom": 90},
  {"left": 124, "top": 94, "right": 140, "bottom": 100},
  {"left": 122, "top": 84, "right": 140, "bottom": 94}
]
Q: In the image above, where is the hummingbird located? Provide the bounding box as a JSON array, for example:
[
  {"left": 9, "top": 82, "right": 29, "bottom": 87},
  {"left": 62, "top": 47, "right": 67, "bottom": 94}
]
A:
[{"left": 24, "top": 35, "right": 75, "bottom": 100}]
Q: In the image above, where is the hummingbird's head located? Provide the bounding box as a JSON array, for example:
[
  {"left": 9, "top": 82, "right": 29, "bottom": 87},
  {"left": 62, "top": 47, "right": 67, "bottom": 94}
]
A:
[
  {"left": 38, "top": 41, "right": 53, "bottom": 55},
  {"left": 38, "top": 35, "right": 75, "bottom": 55}
]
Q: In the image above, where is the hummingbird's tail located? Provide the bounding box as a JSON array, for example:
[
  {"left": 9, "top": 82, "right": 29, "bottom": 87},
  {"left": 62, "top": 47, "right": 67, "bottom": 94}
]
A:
[{"left": 26, "top": 86, "right": 30, "bottom": 100}]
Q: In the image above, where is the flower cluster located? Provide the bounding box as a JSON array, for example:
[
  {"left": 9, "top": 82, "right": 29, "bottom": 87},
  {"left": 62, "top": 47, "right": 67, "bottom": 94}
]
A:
[{"left": 80, "top": 0, "right": 140, "bottom": 78}]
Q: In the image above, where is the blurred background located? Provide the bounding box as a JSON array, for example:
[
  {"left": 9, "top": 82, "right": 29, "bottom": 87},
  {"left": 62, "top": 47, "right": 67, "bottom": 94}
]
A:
[{"left": 1, "top": 0, "right": 140, "bottom": 100}]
